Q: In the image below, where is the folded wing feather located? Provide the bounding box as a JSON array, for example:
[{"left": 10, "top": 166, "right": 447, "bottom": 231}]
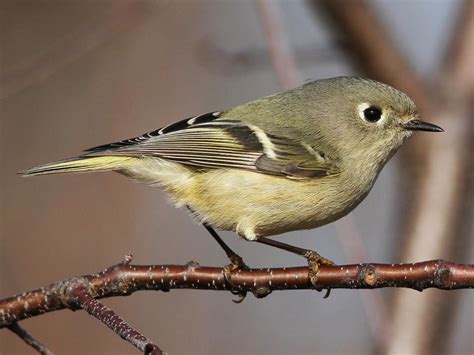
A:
[{"left": 83, "top": 112, "right": 339, "bottom": 179}]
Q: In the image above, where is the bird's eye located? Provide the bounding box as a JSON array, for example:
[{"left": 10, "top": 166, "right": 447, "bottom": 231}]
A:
[{"left": 363, "top": 106, "right": 382, "bottom": 123}]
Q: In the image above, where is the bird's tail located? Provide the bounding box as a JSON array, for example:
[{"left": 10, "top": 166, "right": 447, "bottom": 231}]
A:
[{"left": 19, "top": 156, "right": 137, "bottom": 177}]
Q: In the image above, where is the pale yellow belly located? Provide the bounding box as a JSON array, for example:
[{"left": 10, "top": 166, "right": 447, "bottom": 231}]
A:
[{"left": 178, "top": 168, "right": 369, "bottom": 240}]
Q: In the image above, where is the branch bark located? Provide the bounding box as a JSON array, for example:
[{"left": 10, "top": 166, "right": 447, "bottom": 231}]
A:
[
  {"left": 1, "top": 259, "right": 473, "bottom": 329},
  {"left": 69, "top": 285, "right": 163, "bottom": 355}
]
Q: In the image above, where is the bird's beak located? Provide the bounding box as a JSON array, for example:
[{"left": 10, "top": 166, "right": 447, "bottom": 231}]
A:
[{"left": 401, "top": 119, "right": 444, "bottom": 132}]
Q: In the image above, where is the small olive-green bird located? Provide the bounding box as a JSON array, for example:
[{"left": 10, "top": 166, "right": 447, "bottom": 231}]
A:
[{"left": 22, "top": 77, "right": 442, "bottom": 284}]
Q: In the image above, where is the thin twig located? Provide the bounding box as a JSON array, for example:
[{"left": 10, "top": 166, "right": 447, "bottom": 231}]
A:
[
  {"left": 69, "top": 286, "right": 163, "bottom": 355},
  {"left": 7, "top": 322, "right": 54, "bottom": 355}
]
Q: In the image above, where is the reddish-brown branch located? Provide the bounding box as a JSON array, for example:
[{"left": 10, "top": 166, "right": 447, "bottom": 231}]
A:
[
  {"left": 69, "top": 286, "right": 163, "bottom": 355},
  {"left": 1, "top": 259, "right": 472, "bottom": 330}
]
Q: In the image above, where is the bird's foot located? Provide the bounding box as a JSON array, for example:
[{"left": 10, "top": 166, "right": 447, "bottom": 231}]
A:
[
  {"left": 304, "top": 250, "right": 335, "bottom": 298},
  {"left": 223, "top": 255, "right": 250, "bottom": 303},
  {"left": 255, "top": 237, "right": 335, "bottom": 298}
]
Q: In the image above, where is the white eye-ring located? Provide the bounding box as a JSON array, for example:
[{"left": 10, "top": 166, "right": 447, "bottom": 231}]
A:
[{"left": 358, "top": 103, "right": 386, "bottom": 124}]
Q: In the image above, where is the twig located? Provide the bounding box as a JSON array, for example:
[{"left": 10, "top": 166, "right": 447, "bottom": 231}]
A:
[
  {"left": 1, "top": 259, "right": 472, "bottom": 330},
  {"left": 7, "top": 322, "right": 54, "bottom": 355},
  {"left": 69, "top": 285, "right": 163, "bottom": 355}
]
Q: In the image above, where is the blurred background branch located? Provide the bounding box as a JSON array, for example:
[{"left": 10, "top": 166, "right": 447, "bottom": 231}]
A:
[
  {"left": 0, "top": 1, "right": 150, "bottom": 100},
  {"left": 313, "top": 0, "right": 431, "bottom": 111},
  {"left": 7, "top": 323, "right": 53, "bottom": 355}
]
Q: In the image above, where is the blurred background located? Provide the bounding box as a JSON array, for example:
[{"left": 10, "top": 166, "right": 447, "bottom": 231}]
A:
[{"left": 1, "top": 0, "right": 472, "bottom": 354}]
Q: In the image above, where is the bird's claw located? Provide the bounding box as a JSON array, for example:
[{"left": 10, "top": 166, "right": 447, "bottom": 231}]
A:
[
  {"left": 223, "top": 256, "right": 250, "bottom": 303},
  {"left": 304, "top": 250, "right": 335, "bottom": 298}
]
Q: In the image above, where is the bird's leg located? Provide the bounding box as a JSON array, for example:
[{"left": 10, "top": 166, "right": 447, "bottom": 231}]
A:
[
  {"left": 203, "top": 224, "right": 248, "bottom": 270},
  {"left": 203, "top": 224, "right": 249, "bottom": 303},
  {"left": 255, "top": 237, "right": 335, "bottom": 297},
  {"left": 187, "top": 206, "right": 249, "bottom": 297}
]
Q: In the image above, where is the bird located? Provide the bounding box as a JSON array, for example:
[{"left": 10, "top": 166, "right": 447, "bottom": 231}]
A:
[{"left": 21, "top": 76, "right": 443, "bottom": 297}]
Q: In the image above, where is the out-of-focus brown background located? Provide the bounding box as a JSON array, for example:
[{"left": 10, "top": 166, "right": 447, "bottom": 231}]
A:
[{"left": 1, "top": 1, "right": 472, "bottom": 354}]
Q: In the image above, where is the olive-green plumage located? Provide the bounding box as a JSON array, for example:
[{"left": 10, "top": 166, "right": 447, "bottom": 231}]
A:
[{"left": 21, "top": 77, "right": 442, "bottom": 241}]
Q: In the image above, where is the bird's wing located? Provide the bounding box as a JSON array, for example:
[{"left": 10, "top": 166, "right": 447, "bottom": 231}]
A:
[{"left": 84, "top": 112, "right": 340, "bottom": 179}]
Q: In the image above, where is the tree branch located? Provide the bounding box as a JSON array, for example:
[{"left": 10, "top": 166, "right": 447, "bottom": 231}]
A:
[
  {"left": 1, "top": 257, "right": 472, "bottom": 353},
  {"left": 1, "top": 258, "right": 473, "bottom": 329},
  {"left": 69, "top": 285, "right": 164, "bottom": 355}
]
